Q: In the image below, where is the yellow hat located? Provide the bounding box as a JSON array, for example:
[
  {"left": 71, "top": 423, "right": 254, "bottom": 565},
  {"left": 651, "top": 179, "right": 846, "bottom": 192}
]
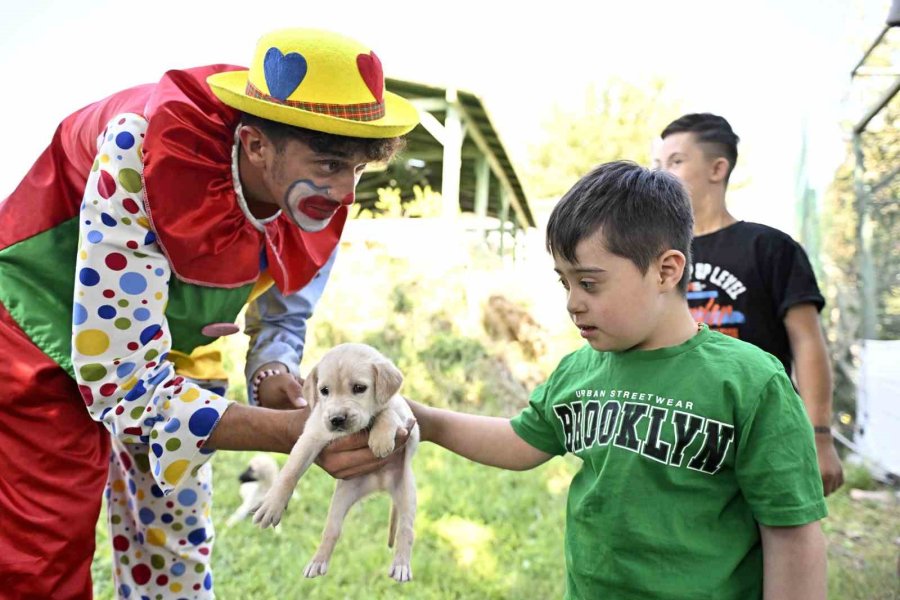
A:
[{"left": 208, "top": 28, "right": 419, "bottom": 138}]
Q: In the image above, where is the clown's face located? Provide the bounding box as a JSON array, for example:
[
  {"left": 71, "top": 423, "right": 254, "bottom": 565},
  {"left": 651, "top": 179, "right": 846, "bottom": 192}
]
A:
[
  {"left": 271, "top": 140, "right": 366, "bottom": 231},
  {"left": 241, "top": 128, "right": 368, "bottom": 231}
]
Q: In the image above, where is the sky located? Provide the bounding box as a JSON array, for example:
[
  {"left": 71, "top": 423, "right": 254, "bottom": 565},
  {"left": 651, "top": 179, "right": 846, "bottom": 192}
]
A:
[{"left": 0, "top": 0, "right": 892, "bottom": 235}]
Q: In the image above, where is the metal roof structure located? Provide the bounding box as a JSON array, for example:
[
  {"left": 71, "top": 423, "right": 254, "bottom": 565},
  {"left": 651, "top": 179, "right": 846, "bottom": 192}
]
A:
[
  {"left": 355, "top": 78, "right": 536, "bottom": 231},
  {"left": 851, "top": 2, "right": 899, "bottom": 340}
]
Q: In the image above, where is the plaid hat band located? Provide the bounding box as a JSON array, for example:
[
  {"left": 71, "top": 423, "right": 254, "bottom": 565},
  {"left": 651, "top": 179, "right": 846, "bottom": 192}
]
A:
[{"left": 245, "top": 81, "right": 386, "bottom": 122}]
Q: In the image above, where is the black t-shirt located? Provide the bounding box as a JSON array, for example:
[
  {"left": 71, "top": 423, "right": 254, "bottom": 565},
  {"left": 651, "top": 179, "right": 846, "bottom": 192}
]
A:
[{"left": 688, "top": 221, "right": 825, "bottom": 377}]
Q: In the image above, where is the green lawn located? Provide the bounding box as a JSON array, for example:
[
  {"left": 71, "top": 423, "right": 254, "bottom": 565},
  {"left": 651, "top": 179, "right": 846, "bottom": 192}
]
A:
[
  {"left": 822, "top": 477, "right": 900, "bottom": 600},
  {"left": 90, "top": 253, "right": 900, "bottom": 599},
  {"left": 93, "top": 445, "right": 573, "bottom": 599},
  {"left": 92, "top": 448, "right": 900, "bottom": 599}
]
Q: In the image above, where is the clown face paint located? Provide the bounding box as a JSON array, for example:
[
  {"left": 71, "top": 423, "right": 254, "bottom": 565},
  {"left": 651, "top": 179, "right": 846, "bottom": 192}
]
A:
[{"left": 283, "top": 179, "right": 354, "bottom": 232}]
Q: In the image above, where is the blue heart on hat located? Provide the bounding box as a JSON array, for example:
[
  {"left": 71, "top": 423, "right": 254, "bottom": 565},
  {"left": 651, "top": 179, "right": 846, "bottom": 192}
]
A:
[{"left": 263, "top": 47, "right": 308, "bottom": 101}]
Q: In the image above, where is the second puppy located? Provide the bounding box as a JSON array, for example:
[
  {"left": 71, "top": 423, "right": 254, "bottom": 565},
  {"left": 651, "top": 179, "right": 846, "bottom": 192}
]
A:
[
  {"left": 225, "top": 453, "right": 280, "bottom": 529},
  {"left": 253, "top": 343, "right": 419, "bottom": 582}
]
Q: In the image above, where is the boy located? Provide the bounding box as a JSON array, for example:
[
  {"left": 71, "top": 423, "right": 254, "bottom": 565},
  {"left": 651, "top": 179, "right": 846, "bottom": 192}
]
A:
[
  {"left": 657, "top": 113, "right": 843, "bottom": 496},
  {"left": 408, "top": 161, "right": 827, "bottom": 599}
]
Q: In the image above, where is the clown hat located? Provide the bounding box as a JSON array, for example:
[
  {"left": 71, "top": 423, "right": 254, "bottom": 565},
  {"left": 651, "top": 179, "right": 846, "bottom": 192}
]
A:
[{"left": 208, "top": 28, "right": 419, "bottom": 138}]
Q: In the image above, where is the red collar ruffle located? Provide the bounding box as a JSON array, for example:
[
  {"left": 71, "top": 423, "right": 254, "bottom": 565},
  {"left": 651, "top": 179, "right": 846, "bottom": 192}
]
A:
[{"left": 141, "top": 65, "right": 345, "bottom": 295}]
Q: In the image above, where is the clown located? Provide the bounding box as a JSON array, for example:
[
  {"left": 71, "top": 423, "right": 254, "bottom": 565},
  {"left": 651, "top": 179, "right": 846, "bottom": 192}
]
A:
[{"left": 0, "top": 28, "right": 418, "bottom": 598}]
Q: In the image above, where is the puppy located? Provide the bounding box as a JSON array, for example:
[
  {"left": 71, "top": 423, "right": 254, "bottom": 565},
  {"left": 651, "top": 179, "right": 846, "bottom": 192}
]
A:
[
  {"left": 224, "top": 453, "right": 280, "bottom": 529},
  {"left": 253, "top": 343, "right": 419, "bottom": 582}
]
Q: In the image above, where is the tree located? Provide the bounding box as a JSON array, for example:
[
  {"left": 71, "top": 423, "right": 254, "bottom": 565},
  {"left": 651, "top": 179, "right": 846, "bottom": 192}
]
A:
[
  {"left": 525, "top": 78, "right": 682, "bottom": 199},
  {"left": 820, "top": 100, "right": 899, "bottom": 416}
]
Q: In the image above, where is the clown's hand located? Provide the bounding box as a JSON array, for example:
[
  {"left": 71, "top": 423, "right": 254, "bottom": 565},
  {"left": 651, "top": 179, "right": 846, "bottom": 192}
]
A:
[{"left": 255, "top": 365, "right": 307, "bottom": 410}]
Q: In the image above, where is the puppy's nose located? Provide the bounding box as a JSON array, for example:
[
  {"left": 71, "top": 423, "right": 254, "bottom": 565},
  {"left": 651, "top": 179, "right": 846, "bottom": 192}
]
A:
[{"left": 329, "top": 414, "right": 347, "bottom": 429}]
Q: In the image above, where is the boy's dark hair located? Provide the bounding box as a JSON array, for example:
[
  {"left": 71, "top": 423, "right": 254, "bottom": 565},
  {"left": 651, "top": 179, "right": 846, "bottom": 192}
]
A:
[
  {"left": 661, "top": 113, "right": 740, "bottom": 184},
  {"left": 240, "top": 113, "right": 405, "bottom": 163},
  {"left": 546, "top": 161, "right": 694, "bottom": 293}
]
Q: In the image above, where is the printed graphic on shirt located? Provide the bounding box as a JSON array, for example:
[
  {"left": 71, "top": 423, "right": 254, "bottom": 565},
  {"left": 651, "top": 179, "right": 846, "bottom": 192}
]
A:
[
  {"left": 687, "top": 262, "right": 746, "bottom": 339},
  {"left": 553, "top": 389, "right": 735, "bottom": 475}
]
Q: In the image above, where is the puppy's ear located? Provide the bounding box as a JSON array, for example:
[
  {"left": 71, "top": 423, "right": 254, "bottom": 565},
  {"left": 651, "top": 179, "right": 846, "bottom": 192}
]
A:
[
  {"left": 373, "top": 357, "right": 403, "bottom": 405},
  {"left": 302, "top": 366, "right": 318, "bottom": 408},
  {"left": 238, "top": 465, "right": 257, "bottom": 483}
]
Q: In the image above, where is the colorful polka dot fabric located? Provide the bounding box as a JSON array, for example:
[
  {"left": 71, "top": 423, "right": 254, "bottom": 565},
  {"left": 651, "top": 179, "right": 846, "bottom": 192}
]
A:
[
  {"left": 105, "top": 377, "right": 227, "bottom": 598},
  {"left": 72, "top": 113, "right": 233, "bottom": 598}
]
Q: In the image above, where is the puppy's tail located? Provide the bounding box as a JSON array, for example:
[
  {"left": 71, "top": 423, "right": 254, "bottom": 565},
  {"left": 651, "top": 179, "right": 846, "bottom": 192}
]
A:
[{"left": 388, "top": 504, "right": 398, "bottom": 548}]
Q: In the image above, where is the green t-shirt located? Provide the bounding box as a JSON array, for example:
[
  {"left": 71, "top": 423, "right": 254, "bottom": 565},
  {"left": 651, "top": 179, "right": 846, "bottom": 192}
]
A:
[{"left": 510, "top": 326, "right": 827, "bottom": 600}]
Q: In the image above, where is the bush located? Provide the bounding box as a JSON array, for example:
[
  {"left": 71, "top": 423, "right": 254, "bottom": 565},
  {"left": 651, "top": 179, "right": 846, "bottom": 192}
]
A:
[{"left": 841, "top": 463, "right": 879, "bottom": 492}]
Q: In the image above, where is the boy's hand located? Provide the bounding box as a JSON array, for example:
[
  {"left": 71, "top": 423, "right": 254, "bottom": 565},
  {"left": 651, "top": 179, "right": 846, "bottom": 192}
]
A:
[
  {"left": 815, "top": 434, "right": 843, "bottom": 496},
  {"left": 316, "top": 419, "right": 415, "bottom": 479},
  {"left": 257, "top": 372, "right": 307, "bottom": 410}
]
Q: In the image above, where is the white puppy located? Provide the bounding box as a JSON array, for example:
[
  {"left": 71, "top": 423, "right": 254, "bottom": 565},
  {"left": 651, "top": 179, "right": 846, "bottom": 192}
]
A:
[
  {"left": 253, "top": 343, "right": 419, "bottom": 582},
  {"left": 224, "top": 453, "right": 280, "bottom": 529}
]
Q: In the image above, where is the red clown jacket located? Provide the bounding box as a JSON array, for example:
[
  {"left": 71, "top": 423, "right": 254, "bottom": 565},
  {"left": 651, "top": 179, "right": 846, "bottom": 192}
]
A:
[{"left": 0, "top": 65, "right": 345, "bottom": 493}]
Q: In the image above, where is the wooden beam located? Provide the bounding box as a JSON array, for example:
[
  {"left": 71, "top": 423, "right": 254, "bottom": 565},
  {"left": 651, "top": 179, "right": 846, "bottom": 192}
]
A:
[
  {"left": 441, "top": 89, "right": 463, "bottom": 218},
  {"left": 499, "top": 187, "right": 509, "bottom": 255},
  {"left": 409, "top": 97, "right": 449, "bottom": 112},
  {"left": 402, "top": 147, "right": 484, "bottom": 162},
  {"left": 474, "top": 156, "right": 490, "bottom": 218},
  {"left": 454, "top": 103, "right": 531, "bottom": 229},
  {"left": 474, "top": 156, "right": 490, "bottom": 238},
  {"left": 417, "top": 110, "right": 446, "bottom": 147}
]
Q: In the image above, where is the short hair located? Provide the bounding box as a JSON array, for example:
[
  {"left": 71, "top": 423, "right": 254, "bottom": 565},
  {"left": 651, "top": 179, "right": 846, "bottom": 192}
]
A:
[
  {"left": 661, "top": 113, "right": 740, "bottom": 183},
  {"left": 240, "top": 113, "right": 405, "bottom": 163},
  {"left": 546, "top": 161, "right": 694, "bottom": 293}
]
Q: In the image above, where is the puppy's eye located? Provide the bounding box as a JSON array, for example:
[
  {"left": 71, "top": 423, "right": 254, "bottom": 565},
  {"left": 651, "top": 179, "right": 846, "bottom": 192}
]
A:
[
  {"left": 352, "top": 384, "right": 367, "bottom": 394},
  {"left": 319, "top": 386, "right": 330, "bottom": 396}
]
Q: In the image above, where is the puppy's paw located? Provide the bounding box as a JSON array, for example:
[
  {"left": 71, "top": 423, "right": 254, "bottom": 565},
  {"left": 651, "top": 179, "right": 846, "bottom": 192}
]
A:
[
  {"left": 304, "top": 559, "right": 329, "bottom": 578},
  {"left": 389, "top": 562, "right": 413, "bottom": 583},
  {"left": 368, "top": 431, "right": 396, "bottom": 458},
  {"left": 252, "top": 491, "right": 289, "bottom": 529}
]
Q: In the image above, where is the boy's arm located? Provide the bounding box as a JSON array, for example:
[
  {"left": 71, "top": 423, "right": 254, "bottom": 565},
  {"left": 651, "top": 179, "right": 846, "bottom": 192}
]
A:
[
  {"left": 784, "top": 303, "right": 844, "bottom": 495},
  {"left": 408, "top": 399, "right": 552, "bottom": 470},
  {"left": 760, "top": 521, "right": 827, "bottom": 600}
]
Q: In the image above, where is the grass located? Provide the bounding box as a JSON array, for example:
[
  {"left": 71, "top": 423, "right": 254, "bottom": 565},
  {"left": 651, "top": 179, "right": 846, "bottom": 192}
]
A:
[
  {"left": 92, "top": 451, "right": 900, "bottom": 599},
  {"left": 823, "top": 467, "right": 900, "bottom": 600},
  {"left": 94, "top": 447, "right": 574, "bottom": 599},
  {"left": 91, "top": 234, "right": 900, "bottom": 598}
]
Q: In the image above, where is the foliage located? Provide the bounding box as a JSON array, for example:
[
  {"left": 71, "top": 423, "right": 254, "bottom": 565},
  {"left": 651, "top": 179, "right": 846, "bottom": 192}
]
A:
[
  {"left": 820, "top": 100, "right": 900, "bottom": 416},
  {"left": 823, "top": 483, "right": 900, "bottom": 600},
  {"left": 842, "top": 463, "right": 879, "bottom": 492},
  {"left": 90, "top": 79, "right": 899, "bottom": 590},
  {"left": 525, "top": 78, "right": 682, "bottom": 199},
  {"left": 93, "top": 454, "right": 900, "bottom": 600},
  {"left": 350, "top": 185, "right": 444, "bottom": 220},
  {"left": 92, "top": 232, "right": 900, "bottom": 599},
  {"left": 92, "top": 243, "right": 572, "bottom": 598},
  {"left": 93, "top": 447, "right": 575, "bottom": 600}
]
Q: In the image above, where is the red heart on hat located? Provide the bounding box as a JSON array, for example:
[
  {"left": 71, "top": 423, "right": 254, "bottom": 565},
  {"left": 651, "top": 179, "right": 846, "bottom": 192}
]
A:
[{"left": 356, "top": 52, "right": 384, "bottom": 104}]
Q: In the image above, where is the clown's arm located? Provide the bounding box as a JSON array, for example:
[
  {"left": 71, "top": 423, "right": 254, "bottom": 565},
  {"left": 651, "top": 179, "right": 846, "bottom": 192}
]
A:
[
  {"left": 244, "top": 248, "right": 337, "bottom": 409},
  {"left": 71, "top": 113, "right": 299, "bottom": 493}
]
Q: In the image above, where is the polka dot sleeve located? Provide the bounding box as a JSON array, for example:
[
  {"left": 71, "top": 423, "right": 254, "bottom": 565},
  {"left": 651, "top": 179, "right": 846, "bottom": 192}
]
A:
[{"left": 72, "top": 113, "right": 233, "bottom": 495}]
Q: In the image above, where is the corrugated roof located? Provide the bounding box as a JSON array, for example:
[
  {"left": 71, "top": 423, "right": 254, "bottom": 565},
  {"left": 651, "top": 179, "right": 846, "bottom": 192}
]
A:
[{"left": 354, "top": 78, "right": 535, "bottom": 229}]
